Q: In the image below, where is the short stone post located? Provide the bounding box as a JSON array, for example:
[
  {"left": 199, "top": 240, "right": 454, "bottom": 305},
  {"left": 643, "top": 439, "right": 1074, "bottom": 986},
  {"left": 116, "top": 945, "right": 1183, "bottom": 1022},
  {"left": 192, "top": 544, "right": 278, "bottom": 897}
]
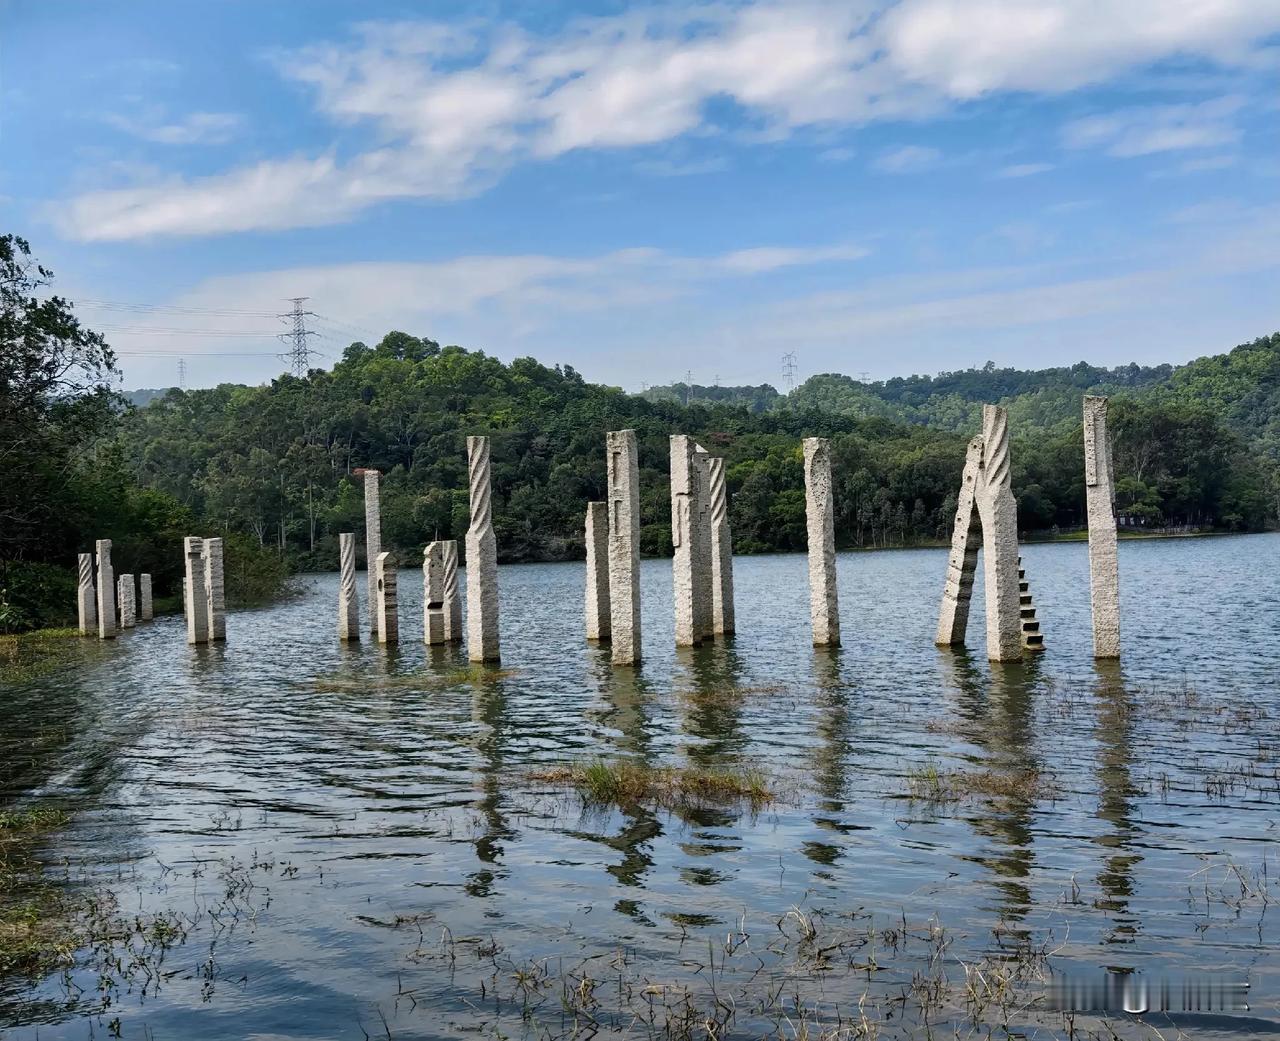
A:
[
  {"left": 584, "top": 502, "right": 611, "bottom": 642},
  {"left": 607, "top": 429, "right": 641, "bottom": 665},
  {"left": 707, "top": 456, "right": 735, "bottom": 635},
  {"left": 363, "top": 469, "right": 382, "bottom": 637},
  {"left": 139, "top": 574, "right": 152, "bottom": 621},
  {"left": 375, "top": 551, "right": 398, "bottom": 644},
  {"left": 1084, "top": 395, "right": 1120, "bottom": 658},
  {"left": 465, "top": 436, "right": 500, "bottom": 662},
  {"left": 338, "top": 532, "right": 359, "bottom": 641},
  {"left": 803, "top": 438, "right": 840, "bottom": 647},
  {"left": 117, "top": 574, "right": 136, "bottom": 629},
  {"left": 442, "top": 540, "right": 462, "bottom": 643},
  {"left": 203, "top": 537, "right": 226, "bottom": 641},
  {"left": 95, "top": 539, "right": 116, "bottom": 640},
  {"left": 184, "top": 537, "right": 208, "bottom": 645},
  {"left": 77, "top": 553, "right": 96, "bottom": 635},
  {"left": 423, "top": 541, "right": 447, "bottom": 645},
  {"left": 935, "top": 437, "right": 983, "bottom": 646},
  {"left": 974, "top": 405, "right": 1023, "bottom": 662},
  {"left": 670, "top": 435, "right": 712, "bottom": 647}
]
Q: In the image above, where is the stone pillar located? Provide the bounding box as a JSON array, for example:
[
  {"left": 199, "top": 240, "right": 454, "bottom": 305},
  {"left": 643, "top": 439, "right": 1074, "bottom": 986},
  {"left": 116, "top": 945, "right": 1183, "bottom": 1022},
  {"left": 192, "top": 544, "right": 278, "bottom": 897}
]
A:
[
  {"left": 707, "top": 456, "right": 735, "bottom": 636},
  {"left": 184, "top": 536, "right": 208, "bottom": 645},
  {"left": 95, "top": 539, "right": 116, "bottom": 640},
  {"left": 803, "top": 438, "right": 840, "bottom": 647},
  {"left": 935, "top": 437, "right": 984, "bottom": 646},
  {"left": 423, "top": 541, "right": 447, "bottom": 645},
  {"left": 670, "top": 435, "right": 711, "bottom": 647},
  {"left": 338, "top": 532, "right": 359, "bottom": 641},
  {"left": 375, "top": 551, "right": 398, "bottom": 644},
  {"left": 117, "top": 574, "right": 136, "bottom": 629},
  {"left": 77, "top": 553, "right": 96, "bottom": 635},
  {"left": 584, "top": 502, "right": 611, "bottom": 642},
  {"left": 974, "top": 405, "right": 1023, "bottom": 663},
  {"left": 442, "top": 540, "right": 463, "bottom": 643},
  {"left": 1084, "top": 395, "right": 1120, "bottom": 659},
  {"left": 139, "top": 574, "right": 153, "bottom": 621},
  {"left": 203, "top": 537, "right": 226, "bottom": 641},
  {"left": 363, "top": 470, "right": 382, "bottom": 637},
  {"left": 692, "top": 445, "right": 714, "bottom": 643},
  {"left": 465, "top": 436, "right": 500, "bottom": 662},
  {"left": 607, "top": 430, "right": 641, "bottom": 666}
]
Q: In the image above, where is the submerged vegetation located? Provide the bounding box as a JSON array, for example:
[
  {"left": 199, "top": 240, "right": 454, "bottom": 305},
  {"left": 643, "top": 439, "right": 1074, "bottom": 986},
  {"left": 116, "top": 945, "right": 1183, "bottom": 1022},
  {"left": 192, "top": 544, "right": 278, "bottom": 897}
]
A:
[
  {"left": 0, "top": 805, "right": 75, "bottom": 976},
  {"left": 532, "top": 758, "right": 776, "bottom": 809}
]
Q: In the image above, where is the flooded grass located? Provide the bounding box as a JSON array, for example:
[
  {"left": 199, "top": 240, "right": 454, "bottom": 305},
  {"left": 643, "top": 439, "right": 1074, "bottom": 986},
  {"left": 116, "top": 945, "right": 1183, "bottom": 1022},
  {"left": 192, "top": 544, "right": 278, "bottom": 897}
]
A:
[
  {"left": 312, "top": 665, "right": 519, "bottom": 693},
  {"left": 532, "top": 758, "right": 776, "bottom": 809},
  {"left": 906, "top": 763, "right": 1048, "bottom": 805},
  {"left": 0, "top": 628, "right": 83, "bottom": 683},
  {"left": 0, "top": 805, "right": 75, "bottom": 976}
]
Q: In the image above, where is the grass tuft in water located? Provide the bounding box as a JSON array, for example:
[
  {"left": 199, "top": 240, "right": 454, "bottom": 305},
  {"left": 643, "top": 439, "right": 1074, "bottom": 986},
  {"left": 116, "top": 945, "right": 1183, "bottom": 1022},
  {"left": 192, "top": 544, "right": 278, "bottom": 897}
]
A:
[
  {"left": 532, "top": 758, "right": 775, "bottom": 810},
  {"left": 906, "top": 764, "right": 1047, "bottom": 804}
]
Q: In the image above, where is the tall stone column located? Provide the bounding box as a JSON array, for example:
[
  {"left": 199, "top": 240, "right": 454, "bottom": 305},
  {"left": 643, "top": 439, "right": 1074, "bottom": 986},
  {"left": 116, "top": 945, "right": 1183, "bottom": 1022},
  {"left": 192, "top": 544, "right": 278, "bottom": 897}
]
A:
[
  {"left": 363, "top": 469, "right": 382, "bottom": 637},
  {"left": 338, "top": 532, "right": 359, "bottom": 641},
  {"left": 375, "top": 551, "right": 398, "bottom": 644},
  {"left": 584, "top": 501, "right": 611, "bottom": 642},
  {"left": 707, "top": 456, "right": 735, "bottom": 635},
  {"left": 117, "top": 574, "right": 136, "bottom": 629},
  {"left": 423, "top": 541, "right": 447, "bottom": 645},
  {"left": 1084, "top": 395, "right": 1120, "bottom": 658},
  {"left": 139, "top": 574, "right": 153, "bottom": 621},
  {"left": 935, "top": 436, "right": 984, "bottom": 646},
  {"left": 465, "top": 436, "right": 500, "bottom": 662},
  {"left": 77, "top": 553, "right": 96, "bottom": 635},
  {"left": 442, "top": 540, "right": 462, "bottom": 643},
  {"left": 606, "top": 429, "right": 641, "bottom": 665},
  {"left": 670, "top": 435, "right": 712, "bottom": 647},
  {"left": 203, "top": 537, "right": 226, "bottom": 641},
  {"left": 692, "top": 445, "right": 714, "bottom": 643},
  {"left": 184, "top": 536, "right": 208, "bottom": 645},
  {"left": 95, "top": 539, "right": 116, "bottom": 640},
  {"left": 803, "top": 438, "right": 841, "bottom": 647},
  {"left": 974, "top": 405, "right": 1023, "bottom": 663}
]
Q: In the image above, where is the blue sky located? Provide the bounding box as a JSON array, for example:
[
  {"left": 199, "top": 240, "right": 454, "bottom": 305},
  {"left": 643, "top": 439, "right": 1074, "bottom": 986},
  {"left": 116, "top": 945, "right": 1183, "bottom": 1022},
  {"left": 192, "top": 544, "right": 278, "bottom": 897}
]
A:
[{"left": 3, "top": 1, "right": 1279, "bottom": 391}]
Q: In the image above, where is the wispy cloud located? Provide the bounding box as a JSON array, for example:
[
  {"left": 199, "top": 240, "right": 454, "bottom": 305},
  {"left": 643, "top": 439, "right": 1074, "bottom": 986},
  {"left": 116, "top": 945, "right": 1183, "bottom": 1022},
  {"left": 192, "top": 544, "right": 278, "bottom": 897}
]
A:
[
  {"left": 996, "top": 162, "right": 1053, "bottom": 178},
  {"left": 1062, "top": 96, "right": 1245, "bottom": 157},
  {"left": 872, "top": 144, "right": 941, "bottom": 173},
  {"left": 104, "top": 109, "right": 242, "bottom": 145}
]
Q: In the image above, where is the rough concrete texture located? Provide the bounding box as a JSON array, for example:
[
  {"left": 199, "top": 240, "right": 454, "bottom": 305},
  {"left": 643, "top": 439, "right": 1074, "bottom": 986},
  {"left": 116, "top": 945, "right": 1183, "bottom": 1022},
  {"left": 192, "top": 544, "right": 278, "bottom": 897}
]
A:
[
  {"left": 607, "top": 429, "right": 641, "bottom": 665},
  {"left": 975, "top": 405, "right": 1024, "bottom": 663},
  {"left": 184, "top": 536, "right": 208, "bottom": 645},
  {"left": 423, "top": 541, "right": 447, "bottom": 645},
  {"left": 77, "top": 553, "right": 96, "bottom": 635},
  {"left": 203, "top": 537, "right": 226, "bottom": 641},
  {"left": 442, "top": 540, "right": 462, "bottom": 643},
  {"left": 139, "top": 574, "right": 153, "bottom": 621},
  {"left": 707, "top": 456, "right": 735, "bottom": 635},
  {"left": 584, "top": 501, "right": 611, "bottom": 642},
  {"left": 363, "top": 470, "right": 382, "bottom": 637},
  {"left": 692, "top": 445, "right": 714, "bottom": 643},
  {"left": 95, "top": 539, "right": 116, "bottom": 640},
  {"left": 935, "top": 437, "right": 984, "bottom": 646},
  {"left": 1084, "top": 395, "right": 1120, "bottom": 658},
  {"left": 670, "top": 435, "right": 712, "bottom": 647},
  {"left": 375, "top": 551, "right": 399, "bottom": 644},
  {"left": 803, "top": 438, "right": 841, "bottom": 647},
  {"left": 338, "top": 532, "right": 359, "bottom": 641},
  {"left": 117, "top": 574, "right": 136, "bottom": 629},
  {"left": 465, "top": 436, "right": 500, "bottom": 662}
]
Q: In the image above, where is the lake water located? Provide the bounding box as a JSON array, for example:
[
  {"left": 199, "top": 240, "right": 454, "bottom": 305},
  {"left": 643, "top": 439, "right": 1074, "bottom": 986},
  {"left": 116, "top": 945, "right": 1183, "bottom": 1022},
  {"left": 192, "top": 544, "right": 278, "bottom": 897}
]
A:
[{"left": 2, "top": 534, "right": 1278, "bottom": 1039}]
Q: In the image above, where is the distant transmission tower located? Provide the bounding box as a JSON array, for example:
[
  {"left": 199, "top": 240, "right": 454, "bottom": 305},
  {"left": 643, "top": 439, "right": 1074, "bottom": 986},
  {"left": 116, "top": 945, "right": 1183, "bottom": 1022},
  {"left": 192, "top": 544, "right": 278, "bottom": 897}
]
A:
[
  {"left": 685, "top": 369, "right": 693, "bottom": 406},
  {"left": 277, "top": 297, "right": 320, "bottom": 377},
  {"left": 782, "top": 351, "right": 798, "bottom": 393},
  {"left": 177, "top": 358, "right": 187, "bottom": 390}
]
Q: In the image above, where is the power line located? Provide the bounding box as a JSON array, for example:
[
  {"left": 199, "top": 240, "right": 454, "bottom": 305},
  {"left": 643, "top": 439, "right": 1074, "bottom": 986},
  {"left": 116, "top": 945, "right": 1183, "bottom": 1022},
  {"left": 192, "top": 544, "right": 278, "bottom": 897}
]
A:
[
  {"left": 277, "top": 297, "right": 320, "bottom": 377},
  {"left": 177, "top": 358, "right": 187, "bottom": 390},
  {"left": 684, "top": 369, "right": 693, "bottom": 406},
  {"left": 782, "top": 351, "right": 798, "bottom": 393}
]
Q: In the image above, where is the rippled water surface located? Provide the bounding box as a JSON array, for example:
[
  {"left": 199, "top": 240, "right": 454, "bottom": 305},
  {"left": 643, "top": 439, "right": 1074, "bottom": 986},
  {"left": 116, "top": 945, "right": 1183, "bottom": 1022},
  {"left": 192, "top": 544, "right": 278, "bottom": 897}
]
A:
[{"left": 2, "top": 535, "right": 1278, "bottom": 1039}]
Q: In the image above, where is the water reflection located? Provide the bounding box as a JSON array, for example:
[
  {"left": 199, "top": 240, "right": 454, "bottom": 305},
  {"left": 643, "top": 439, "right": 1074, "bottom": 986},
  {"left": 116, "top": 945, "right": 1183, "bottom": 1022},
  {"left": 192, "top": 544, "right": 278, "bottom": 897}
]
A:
[{"left": 1092, "top": 660, "right": 1141, "bottom": 942}]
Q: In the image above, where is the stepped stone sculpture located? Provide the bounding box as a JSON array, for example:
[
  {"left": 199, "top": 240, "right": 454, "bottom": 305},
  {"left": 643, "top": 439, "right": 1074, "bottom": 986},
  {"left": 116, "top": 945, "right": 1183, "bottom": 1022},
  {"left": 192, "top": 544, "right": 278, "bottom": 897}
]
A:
[
  {"left": 934, "top": 406, "right": 1024, "bottom": 662},
  {"left": 707, "top": 456, "right": 735, "bottom": 635},
  {"left": 1084, "top": 395, "right": 1120, "bottom": 658},
  {"left": 465, "top": 436, "right": 500, "bottom": 662},
  {"left": 375, "top": 552, "right": 398, "bottom": 644},
  {"left": 139, "top": 574, "right": 152, "bottom": 621},
  {"left": 338, "top": 532, "right": 359, "bottom": 641},
  {"left": 442, "top": 540, "right": 462, "bottom": 643},
  {"left": 584, "top": 502, "right": 611, "bottom": 642},
  {"left": 117, "top": 574, "right": 136, "bottom": 629},
  {"left": 95, "top": 539, "right": 116, "bottom": 640},
  {"left": 607, "top": 429, "right": 641, "bottom": 665},
  {"left": 803, "top": 438, "right": 840, "bottom": 647},
  {"left": 203, "top": 537, "right": 226, "bottom": 641},
  {"left": 363, "top": 469, "right": 382, "bottom": 637},
  {"left": 423, "top": 541, "right": 447, "bottom": 645},
  {"left": 1017, "top": 556, "right": 1044, "bottom": 652},
  {"left": 77, "top": 553, "right": 96, "bottom": 634},
  {"left": 184, "top": 537, "right": 208, "bottom": 645},
  {"left": 670, "top": 435, "right": 712, "bottom": 646}
]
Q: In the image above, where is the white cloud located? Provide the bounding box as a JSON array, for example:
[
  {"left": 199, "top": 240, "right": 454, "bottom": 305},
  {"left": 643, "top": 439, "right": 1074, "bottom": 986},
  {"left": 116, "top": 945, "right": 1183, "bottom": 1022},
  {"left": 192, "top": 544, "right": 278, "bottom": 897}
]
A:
[
  {"left": 58, "top": 1, "right": 1280, "bottom": 240},
  {"left": 1062, "top": 96, "right": 1245, "bottom": 157},
  {"left": 996, "top": 162, "right": 1053, "bottom": 178},
  {"left": 105, "top": 109, "right": 242, "bottom": 145},
  {"left": 873, "top": 144, "right": 941, "bottom": 173}
]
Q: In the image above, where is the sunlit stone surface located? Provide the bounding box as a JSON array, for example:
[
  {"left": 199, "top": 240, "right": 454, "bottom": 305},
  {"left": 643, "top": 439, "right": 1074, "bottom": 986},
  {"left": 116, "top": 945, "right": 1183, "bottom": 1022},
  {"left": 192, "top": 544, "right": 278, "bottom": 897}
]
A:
[
  {"left": 584, "top": 501, "right": 610, "bottom": 642},
  {"left": 203, "top": 537, "right": 226, "bottom": 641},
  {"left": 117, "top": 573, "right": 136, "bottom": 629},
  {"left": 77, "top": 553, "right": 96, "bottom": 635},
  {"left": 442, "top": 540, "right": 462, "bottom": 644},
  {"left": 95, "top": 539, "right": 115, "bottom": 640},
  {"left": 423, "top": 541, "right": 447, "bottom": 645},
  {"left": 466, "top": 436, "right": 500, "bottom": 662},
  {"left": 338, "top": 532, "right": 359, "bottom": 641},
  {"left": 363, "top": 470, "right": 382, "bottom": 637},
  {"left": 936, "top": 437, "right": 983, "bottom": 647},
  {"left": 1084, "top": 395, "right": 1121, "bottom": 659},
  {"left": 606, "top": 429, "right": 641, "bottom": 665},
  {"left": 803, "top": 437, "right": 840, "bottom": 647},
  {"left": 708, "top": 456, "right": 735, "bottom": 636},
  {"left": 670, "top": 435, "right": 712, "bottom": 647},
  {"left": 375, "top": 551, "right": 398, "bottom": 645},
  {"left": 975, "top": 405, "right": 1023, "bottom": 663},
  {"left": 184, "top": 536, "right": 207, "bottom": 645}
]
